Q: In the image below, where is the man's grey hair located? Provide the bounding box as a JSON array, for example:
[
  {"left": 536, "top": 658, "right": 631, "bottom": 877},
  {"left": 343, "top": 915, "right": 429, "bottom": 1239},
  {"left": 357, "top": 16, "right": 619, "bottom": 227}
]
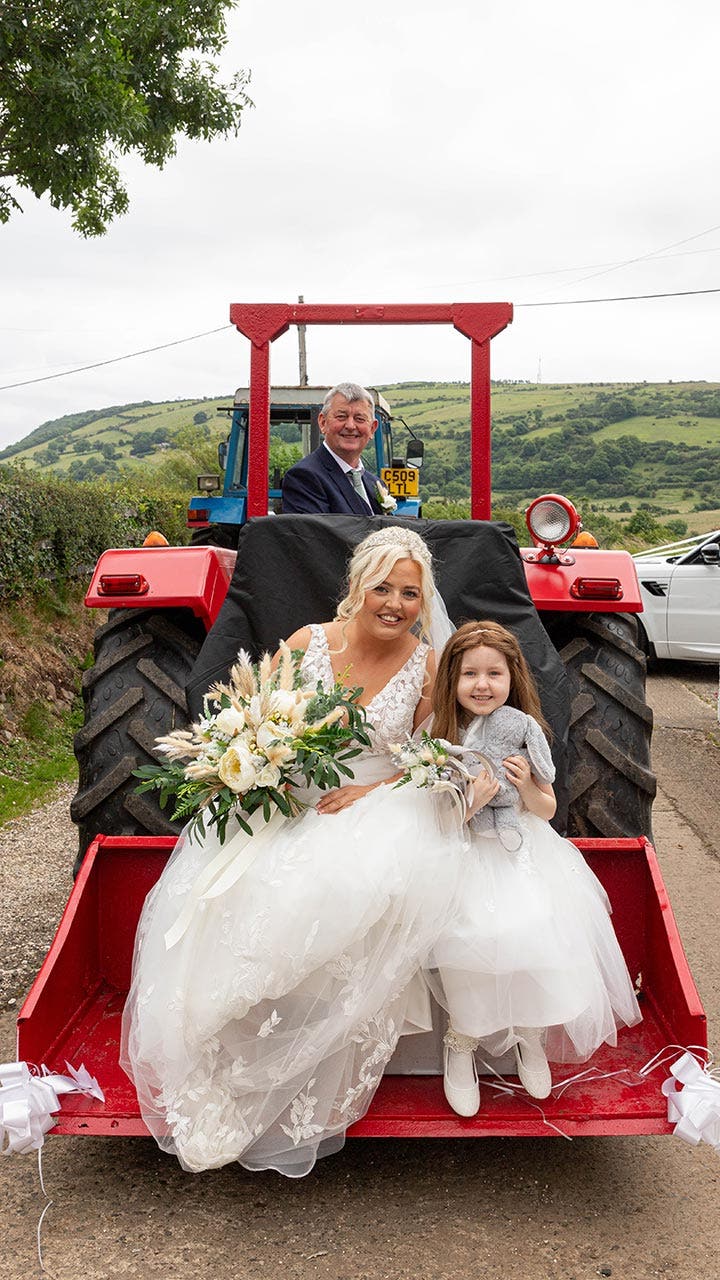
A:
[{"left": 321, "top": 383, "right": 375, "bottom": 417}]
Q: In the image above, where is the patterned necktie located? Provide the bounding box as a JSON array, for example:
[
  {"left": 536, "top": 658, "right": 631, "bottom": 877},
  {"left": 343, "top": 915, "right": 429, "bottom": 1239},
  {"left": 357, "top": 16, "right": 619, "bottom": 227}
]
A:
[{"left": 349, "top": 469, "right": 366, "bottom": 497}]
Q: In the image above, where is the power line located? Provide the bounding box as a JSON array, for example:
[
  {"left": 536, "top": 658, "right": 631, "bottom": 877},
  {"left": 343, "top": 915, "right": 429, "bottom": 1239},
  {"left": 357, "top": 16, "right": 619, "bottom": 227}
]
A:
[
  {"left": 433, "top": 242, "right": 720, "bottom": 288},
  {"left": 0, "top": 324, "right": 232, "bottom": 392},
  {"left": 546, "top": 222, "right": 720, "bottom": 292},
  {"left": 517, "top": 285, "right": 720, "bottom": 307},
  {"left": 2, "top": 284, "right": 719, "bottom": 393}
]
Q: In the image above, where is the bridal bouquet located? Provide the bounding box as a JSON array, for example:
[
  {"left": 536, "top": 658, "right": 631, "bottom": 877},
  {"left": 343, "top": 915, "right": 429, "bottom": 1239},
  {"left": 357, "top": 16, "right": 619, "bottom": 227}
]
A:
[{"left": 135, "top": 643, "right": 371, "bottom": 844}]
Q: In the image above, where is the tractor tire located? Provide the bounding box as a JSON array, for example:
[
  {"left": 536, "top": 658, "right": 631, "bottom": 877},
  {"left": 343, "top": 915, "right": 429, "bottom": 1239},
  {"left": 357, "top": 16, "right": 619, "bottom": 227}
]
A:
[
  {"left": 544, "top": 612, "right": 656, "bottom": 840},
  {"left": 71, "top": 608, "right": 206, "bottom": 868}
]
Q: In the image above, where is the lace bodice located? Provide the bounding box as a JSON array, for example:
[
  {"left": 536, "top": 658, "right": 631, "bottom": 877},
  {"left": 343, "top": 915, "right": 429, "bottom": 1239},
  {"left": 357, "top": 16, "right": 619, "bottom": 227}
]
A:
[{"left": 301, "top": 624, "right": 429, "bottom": 761}]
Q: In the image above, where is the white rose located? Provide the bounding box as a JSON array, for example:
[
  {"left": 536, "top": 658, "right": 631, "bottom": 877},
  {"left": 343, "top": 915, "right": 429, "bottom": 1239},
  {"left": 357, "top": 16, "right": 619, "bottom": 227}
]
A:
[
  {"left": 218, "top": 743, "right": 259, "bottom": 793},
  {"left": 256, "top": 761, "right": 282, "bottom": 789},
  {"left": 215, "top": 706, "right": 246, "bottom": 738},
  {"left": 256, "top": 720, "right": 296, "bottom": 768},
  {"left": 410, "top": 765, "right": 429, "bottom": 787}
]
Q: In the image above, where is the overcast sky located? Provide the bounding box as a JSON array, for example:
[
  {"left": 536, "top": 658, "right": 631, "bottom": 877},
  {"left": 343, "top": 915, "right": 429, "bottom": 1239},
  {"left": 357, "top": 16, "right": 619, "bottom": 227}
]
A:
[{"left": 2, "top": 0, "right": 720, "bottom": 450}]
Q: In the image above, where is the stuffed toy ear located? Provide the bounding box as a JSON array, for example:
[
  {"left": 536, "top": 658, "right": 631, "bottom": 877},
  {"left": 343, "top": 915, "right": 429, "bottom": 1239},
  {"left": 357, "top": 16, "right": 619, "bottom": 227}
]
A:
[{"left": 525, "top": 715, "right": 556, "bottom": 783}]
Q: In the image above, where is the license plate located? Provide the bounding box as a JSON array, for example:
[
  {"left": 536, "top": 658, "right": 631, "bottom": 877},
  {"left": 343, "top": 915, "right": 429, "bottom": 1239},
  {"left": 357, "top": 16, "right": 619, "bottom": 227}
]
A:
[{"left": 380, "top": 466, "right": 419, "bottom": 498}]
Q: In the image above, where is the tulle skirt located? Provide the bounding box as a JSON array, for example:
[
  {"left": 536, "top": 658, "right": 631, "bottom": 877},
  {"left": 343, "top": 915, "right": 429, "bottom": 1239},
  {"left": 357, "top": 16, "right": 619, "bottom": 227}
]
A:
[
  {"left": 120, "top": 777, "right": 466, "bottom": 1176},
  {"left": 425, "top": 812, "right": 642, "bottom": 1062}
]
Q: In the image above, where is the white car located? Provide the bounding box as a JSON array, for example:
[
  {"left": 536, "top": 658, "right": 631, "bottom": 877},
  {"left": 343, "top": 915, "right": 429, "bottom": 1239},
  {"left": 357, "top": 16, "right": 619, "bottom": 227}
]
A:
[{"left": 633, "top": 531, "right": 720, "bottom": 662}]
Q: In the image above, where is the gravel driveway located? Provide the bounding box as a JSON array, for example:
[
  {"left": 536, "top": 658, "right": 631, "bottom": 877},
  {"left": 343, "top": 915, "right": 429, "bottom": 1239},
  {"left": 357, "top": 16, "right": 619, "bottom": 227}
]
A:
[{"left": 1, "top": 664, "right": 719, "bottom": 1280}]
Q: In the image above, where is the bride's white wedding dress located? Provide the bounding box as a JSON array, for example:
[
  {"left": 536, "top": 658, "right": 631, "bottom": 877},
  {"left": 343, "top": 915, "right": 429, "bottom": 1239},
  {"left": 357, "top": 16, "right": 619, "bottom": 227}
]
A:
[{"left": 121, "top": 625, "right": 464, "bottom": 1176}]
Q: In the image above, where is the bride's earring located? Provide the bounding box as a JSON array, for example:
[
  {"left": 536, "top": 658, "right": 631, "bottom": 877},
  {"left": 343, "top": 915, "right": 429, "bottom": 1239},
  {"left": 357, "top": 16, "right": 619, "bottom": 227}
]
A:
[{"left": 443, "top": 1026, "right": 480, "bottom": 1116}]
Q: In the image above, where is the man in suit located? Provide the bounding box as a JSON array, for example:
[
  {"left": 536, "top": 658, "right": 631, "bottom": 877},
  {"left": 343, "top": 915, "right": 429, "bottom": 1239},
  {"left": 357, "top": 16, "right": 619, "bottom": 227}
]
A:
[{"left": 281, "top": 382, "right": 389, "bottom": 515}]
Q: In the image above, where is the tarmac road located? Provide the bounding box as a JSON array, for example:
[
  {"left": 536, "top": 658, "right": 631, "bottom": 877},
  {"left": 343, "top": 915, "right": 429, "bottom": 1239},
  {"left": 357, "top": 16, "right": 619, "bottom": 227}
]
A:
[{"left": 1, "top": 662, "right": 719, "bottom": 1280}]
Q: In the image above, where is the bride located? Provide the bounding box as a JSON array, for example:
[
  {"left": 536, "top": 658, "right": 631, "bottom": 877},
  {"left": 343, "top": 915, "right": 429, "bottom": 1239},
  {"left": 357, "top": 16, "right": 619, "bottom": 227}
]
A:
[{"left": 121, "top": 526, "right": 462, "bottom": 1176}]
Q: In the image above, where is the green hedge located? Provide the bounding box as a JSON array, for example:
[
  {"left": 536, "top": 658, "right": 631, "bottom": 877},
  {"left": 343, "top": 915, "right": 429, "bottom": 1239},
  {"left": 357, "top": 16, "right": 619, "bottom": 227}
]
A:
[{"left": 0, "top": 466, "right": 189, "bottom": 602}]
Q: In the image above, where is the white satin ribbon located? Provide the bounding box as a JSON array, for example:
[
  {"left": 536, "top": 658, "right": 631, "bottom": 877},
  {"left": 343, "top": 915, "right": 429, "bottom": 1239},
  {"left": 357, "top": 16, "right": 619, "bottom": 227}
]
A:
[
  {"left": 0, "top": 1060, "right": 104, "bottom": 1156},
  {"left": 426, "top": 753, "right": 493, "bottom": 842},
  {"left": 164, "top": 806, "right": 289, "bottom": 950},
  {"left": 1, "top": 1061, "right": 104, "bottom": 1271},
  {"left": 473, "top": 1044, "right": 720, "bottom": 1152},
  {"left": 661, "top": 1050, "right": 720, "bottom": 1150}
]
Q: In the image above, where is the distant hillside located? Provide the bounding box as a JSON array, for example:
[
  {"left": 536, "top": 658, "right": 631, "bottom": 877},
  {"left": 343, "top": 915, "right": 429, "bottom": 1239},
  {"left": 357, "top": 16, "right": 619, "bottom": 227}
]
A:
[
  {"left": 384, "top": 380, "right": 720, "bottom": 533},
  {"left": 0, "top": 395, "right": 232, "bottom": 480},
  {"left": 2, "top": 381, "right": 719, "bottom": 534}
]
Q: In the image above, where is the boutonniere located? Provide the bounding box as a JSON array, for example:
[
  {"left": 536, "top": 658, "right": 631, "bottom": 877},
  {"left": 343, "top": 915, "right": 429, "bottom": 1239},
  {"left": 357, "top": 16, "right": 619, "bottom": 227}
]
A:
[{"left": 375, "top": 481, "right": 397, "bottom": 513}]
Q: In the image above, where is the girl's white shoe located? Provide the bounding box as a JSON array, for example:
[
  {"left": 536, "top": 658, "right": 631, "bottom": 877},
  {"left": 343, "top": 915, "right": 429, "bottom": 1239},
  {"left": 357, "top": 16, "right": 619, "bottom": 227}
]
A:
[
  {"left": 443, "top": 1028, "right": 480, "bottom": 1116},
  {"left": 514, "top": 1029, "right": 552, "bottom": 1099}
]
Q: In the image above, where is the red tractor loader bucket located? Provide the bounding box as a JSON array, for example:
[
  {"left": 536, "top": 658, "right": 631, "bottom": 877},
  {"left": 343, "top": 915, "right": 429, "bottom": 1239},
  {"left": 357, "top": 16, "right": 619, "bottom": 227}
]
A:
[{"left": 17, "top": 835, "right": 705, "bottom": 1139}]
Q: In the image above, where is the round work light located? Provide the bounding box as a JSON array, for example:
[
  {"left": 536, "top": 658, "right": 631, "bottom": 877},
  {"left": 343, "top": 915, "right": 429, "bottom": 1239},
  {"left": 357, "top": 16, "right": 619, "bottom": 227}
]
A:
[{"left": 525, "top": 494, "right": 580, "bottom": 549}]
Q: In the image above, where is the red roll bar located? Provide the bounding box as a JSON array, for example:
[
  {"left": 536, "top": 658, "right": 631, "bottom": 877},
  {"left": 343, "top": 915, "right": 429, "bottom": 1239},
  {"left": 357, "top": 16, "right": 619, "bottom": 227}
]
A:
[{"left": 229, "top": 302, "right": 513, "bottom": 519}]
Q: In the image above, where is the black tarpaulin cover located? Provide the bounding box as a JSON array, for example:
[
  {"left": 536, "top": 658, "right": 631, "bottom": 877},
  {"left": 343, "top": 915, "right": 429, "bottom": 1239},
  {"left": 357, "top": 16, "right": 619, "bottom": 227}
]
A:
[{"left": 186, "top": 515, "right": 570, "bottom": 823}]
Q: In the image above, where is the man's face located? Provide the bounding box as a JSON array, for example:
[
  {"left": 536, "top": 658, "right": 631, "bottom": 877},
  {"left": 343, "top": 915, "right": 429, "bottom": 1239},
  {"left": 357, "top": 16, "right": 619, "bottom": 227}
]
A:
[{"left": 319, "top": 394, "right": 377, "bottom": 464}]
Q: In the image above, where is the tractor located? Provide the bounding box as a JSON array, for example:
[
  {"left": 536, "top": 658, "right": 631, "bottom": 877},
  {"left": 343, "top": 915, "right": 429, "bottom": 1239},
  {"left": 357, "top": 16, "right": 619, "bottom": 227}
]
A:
[
  {"left": 187, "top": 383, "right": 424, "bottom": 544},
  {"left": 69, "top": 302, "right": 655, "bottom": 861},
  {"left": 18, "top": 302, "right": 704, "bottom": 1142}
]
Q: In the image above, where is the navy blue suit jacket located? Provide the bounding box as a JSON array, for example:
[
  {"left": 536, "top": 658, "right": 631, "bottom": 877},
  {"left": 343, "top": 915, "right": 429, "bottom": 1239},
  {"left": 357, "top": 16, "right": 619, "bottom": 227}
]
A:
[{"left": 281, "top": 445, "right": 384, "bottom": 515}]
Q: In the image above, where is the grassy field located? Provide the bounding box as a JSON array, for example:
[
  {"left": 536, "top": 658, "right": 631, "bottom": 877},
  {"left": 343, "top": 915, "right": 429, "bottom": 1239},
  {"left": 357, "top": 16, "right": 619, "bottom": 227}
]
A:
[
  {"left": 6, "top": 379, "right": 719, "bottom": 466},
  {"left": 2, "top": 380, "right": 718, "bottom": 539}
]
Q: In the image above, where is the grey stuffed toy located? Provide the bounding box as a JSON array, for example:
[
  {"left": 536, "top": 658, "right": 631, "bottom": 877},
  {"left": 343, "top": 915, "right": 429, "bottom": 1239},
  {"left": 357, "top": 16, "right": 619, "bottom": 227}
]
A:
[{"left": 460, "top": 705, "right": 556, "bottom": 851}]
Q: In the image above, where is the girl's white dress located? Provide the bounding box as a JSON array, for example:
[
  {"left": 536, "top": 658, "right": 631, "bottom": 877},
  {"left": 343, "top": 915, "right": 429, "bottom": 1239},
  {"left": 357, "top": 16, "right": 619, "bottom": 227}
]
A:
[
  {"left": 121, "top": 626, "right": 464, "bottom": 1176},
  {"left": 426, "top": 717, "right": 642, "bottom": 1062}
]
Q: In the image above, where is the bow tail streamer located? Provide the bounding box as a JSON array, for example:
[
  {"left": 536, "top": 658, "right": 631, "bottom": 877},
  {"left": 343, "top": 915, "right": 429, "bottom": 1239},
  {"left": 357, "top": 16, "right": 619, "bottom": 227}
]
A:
[{"left": 1, "top": 1060, "right": 105, "bottom": 1270}]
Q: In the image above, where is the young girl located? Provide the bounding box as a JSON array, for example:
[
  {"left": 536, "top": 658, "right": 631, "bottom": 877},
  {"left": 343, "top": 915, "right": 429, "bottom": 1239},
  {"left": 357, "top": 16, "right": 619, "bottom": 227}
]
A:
[{"left": 428, "top": 620, "right": 642, "bottom": 1117}]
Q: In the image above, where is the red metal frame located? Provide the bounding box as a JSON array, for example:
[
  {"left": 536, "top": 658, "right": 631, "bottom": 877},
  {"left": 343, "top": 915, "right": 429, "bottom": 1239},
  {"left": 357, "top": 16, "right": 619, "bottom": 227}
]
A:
[
  {"left": 229, "top": 302, "right": 513, "bottom": 520},
  {"left": 17, "top": 835, "right": 706, "bottom": 1140}
]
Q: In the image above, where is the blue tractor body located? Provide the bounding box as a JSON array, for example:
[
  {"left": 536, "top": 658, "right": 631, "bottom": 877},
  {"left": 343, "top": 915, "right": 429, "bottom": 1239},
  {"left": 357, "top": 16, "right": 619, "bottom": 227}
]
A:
[{"left": 187, "top": 386, "right": 422, "bottom": 537}]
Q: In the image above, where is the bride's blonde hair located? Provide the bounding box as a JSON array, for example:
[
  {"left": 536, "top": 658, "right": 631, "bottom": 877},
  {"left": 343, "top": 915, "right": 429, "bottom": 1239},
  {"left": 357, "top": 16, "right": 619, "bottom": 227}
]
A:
[{"left": 335, "top": 527, "right": 436, "bottom": 643}]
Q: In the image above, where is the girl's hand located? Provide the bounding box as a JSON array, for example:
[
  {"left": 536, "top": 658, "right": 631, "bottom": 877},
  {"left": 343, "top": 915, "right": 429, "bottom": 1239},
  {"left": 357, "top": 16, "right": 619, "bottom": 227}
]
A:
[
  {"left": 503, "top": 754, "right": 534, "bottom": 801},
  {"left": 465, "top": 769, "right": 500, "bottom": 820},
  {"left": 316, "top": 783, "right": 377, "bottom": 814},
  {"left": 503, "top": 755, "right": 557, "bottom": 820}
]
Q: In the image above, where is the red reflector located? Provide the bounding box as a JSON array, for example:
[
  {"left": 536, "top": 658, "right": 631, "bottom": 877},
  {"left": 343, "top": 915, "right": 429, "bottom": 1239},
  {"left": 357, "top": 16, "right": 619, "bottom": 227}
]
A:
[
  {"left": 98, "top": 574, "right": 149, "bottom": 596},
  {"left": 571, "top": 577, "right": 623, "bottom": 600},
  {"left": 187, "top": 508, "right": 210, "bottom": 523}
]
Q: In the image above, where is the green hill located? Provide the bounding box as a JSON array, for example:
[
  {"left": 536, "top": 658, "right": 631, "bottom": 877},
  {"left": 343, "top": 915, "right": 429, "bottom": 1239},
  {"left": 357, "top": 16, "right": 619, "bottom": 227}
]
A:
[
  {"left": 3, "top": 381, "right": 719, "bottom": 535},
  {"left": 0, "top": 396, "right": 233, "bottom": 479},
  {"left": 383, "top": 380, "right": 720, "bottom": 534}
]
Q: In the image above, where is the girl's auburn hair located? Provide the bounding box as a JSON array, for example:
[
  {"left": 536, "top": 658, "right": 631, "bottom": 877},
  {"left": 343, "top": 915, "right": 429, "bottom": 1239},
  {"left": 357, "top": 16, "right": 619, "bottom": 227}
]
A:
[{"left": 432, "top": 619, "right": 551, "bottom": 744}]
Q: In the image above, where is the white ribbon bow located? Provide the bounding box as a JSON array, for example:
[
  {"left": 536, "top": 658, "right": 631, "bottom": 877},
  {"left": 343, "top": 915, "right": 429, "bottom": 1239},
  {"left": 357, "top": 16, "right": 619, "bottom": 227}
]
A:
[
  {"left": 662, "top": 1051, "right": 720, "bottom": 1150},
  {"left": 0, "top": 1061, "right": 104, "bottom": 1156}
]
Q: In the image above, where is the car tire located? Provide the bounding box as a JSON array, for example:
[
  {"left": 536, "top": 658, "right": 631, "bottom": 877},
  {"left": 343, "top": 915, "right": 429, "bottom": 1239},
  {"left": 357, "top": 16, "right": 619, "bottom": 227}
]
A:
[
  {"left": 70, "top": 608, "right": 205, "bottom": 871},
  {"left": 636, "top": 618, "right": 657, "bottom": 665},
  {"left": 544, "top": 612, "right": 656, "bottom": 840}
]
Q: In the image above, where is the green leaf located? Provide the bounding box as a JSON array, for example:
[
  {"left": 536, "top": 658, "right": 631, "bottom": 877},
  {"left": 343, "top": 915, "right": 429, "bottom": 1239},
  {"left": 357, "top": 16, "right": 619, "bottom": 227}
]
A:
[
  {"left": 272, "top": 789, "right": 291, "bottom": 817},
  {"left": 0, "top": 0, "right": 252, "bottom": 235}
]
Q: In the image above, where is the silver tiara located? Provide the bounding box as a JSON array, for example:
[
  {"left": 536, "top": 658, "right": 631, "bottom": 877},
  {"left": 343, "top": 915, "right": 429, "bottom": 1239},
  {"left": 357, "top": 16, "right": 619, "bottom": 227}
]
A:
[{"left": 358, "top": 526, "right": 433, "bottom": 566}]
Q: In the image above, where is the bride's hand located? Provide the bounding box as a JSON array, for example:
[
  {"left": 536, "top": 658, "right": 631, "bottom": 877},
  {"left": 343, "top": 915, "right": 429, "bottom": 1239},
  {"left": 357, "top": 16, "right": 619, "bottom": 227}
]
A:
[{"left": 316, "top": 783, "right": 377, "bottom": 814}]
